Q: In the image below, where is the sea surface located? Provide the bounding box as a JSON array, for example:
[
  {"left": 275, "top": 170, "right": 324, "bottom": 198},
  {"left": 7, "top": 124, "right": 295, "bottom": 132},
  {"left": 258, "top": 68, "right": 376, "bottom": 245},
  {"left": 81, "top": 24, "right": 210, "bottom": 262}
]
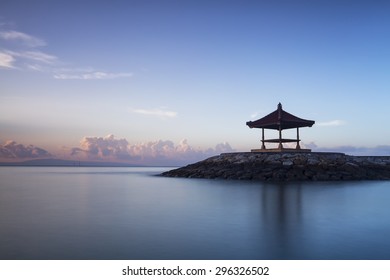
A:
[{"left": 1, "top": 166, "right": 390, "bottom": 260}]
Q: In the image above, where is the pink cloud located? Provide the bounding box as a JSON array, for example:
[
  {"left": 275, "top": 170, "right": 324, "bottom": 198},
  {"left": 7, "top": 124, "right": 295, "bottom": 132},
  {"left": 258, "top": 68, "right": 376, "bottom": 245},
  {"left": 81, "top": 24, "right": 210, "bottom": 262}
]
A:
[
  {"left": 70, "top": 135, "right": 235, "bottom": 165},
  {"left": 0, "top": 140, "right": 52, "bottom": 159}
]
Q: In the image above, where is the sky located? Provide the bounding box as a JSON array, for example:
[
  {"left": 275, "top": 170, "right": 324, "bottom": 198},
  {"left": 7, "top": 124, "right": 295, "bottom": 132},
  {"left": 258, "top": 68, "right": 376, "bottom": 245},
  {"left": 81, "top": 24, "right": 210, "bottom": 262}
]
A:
[{"left": 1, "top": 0, "right": 390, "bottom": 165}]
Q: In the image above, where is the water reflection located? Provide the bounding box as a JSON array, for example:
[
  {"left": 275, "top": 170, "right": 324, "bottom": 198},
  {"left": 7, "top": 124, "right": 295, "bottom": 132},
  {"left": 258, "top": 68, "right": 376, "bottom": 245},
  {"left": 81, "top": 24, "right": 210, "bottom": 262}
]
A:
[{"left": 260, "top": 183, "right": 303, "bottom": 259}]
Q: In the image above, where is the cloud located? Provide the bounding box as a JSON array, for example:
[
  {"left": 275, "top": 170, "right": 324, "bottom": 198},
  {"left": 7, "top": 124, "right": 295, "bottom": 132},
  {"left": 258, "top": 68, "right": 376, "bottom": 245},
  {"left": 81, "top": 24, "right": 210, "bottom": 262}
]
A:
[
  {"left": 69, "top": 135, "right": 235, "bottom": 165},
  {"left": 0, "top": 140, "right": 52, "bottom": 159},
  {"left": 0, "top": 52, "right": 14, "bottom": 68},
  {"left": 0, "top": 26, "right": 132, "bottom": 80},
  {"left": 132, "top": 108, "right": 178, "bottom": 118},
  {"left": 0, "top": 30, "right": 46, "bottom": 47},
  {"left": 316, "top": 120, "right": 346, "bottom": 126},
  {"left": 214, "top": 142, "right": 234, "bottom": 154},
  {"left": 7, "top": 50, "right": 57, "bottom": 64},
  {"left": 26, "top": 64, "right": 44, "bottom": 71},
  {"left": 71, "top": 134, "right": 131, "bottom": 160},
  {"left": 303, "top": 142, "right": 390, "bottom": 156},
  {"left": 0, "top": 50, "right": 57, "bottom": 69},
  {"left": 53, "top": 71, "right": 133, "bottom": 80}
]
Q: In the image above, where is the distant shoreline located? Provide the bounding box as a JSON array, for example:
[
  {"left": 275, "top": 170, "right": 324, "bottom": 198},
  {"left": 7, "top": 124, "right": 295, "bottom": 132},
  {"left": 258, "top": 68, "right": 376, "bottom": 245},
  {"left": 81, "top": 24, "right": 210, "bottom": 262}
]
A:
[
  {"left": 161, "top": 152, "right": 390, "bottom": 181},
  {"left": 0, "top": 159, "right": 177, "bottom": 168}
]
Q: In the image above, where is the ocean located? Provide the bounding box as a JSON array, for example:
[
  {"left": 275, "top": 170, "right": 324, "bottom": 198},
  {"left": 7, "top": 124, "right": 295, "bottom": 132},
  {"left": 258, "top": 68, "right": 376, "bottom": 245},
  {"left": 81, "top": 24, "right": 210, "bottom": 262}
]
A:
[{"left": 1, "top": 166, "right": 390, "bottom": 260}]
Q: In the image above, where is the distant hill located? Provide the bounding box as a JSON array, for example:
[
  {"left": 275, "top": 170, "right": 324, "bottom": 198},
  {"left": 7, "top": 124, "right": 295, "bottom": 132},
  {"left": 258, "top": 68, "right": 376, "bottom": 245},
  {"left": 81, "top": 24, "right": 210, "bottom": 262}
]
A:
[{"left": 0, "top": 158, "right": 142, "bottom": 167}]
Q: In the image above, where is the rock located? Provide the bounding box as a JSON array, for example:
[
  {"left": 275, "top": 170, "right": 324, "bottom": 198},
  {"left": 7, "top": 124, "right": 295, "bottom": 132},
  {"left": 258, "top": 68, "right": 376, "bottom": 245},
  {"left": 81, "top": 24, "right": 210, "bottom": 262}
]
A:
[
  {"left": 160, "top": 152, "right": 390, "bottom": 181},
  {"left": 282, "top": 160, "right": 293, "bottom": 166}
]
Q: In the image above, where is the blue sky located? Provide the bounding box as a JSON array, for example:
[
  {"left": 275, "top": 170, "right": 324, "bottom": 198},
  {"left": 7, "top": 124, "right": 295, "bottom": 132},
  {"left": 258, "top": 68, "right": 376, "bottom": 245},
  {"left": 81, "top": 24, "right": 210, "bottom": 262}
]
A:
[{"left": 1, "top": 0, "right": 390, "bottom": 164}]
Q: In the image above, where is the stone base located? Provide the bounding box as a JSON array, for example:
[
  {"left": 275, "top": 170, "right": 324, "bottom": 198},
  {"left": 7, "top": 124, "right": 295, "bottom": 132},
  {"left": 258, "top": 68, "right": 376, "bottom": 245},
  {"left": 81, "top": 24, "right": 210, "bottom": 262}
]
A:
[
  {"left": 251, "top": 148, "right": 311, "bottom": 153},
  {"left": 161, "top": 152, "right": 390, "bottom": 181}
]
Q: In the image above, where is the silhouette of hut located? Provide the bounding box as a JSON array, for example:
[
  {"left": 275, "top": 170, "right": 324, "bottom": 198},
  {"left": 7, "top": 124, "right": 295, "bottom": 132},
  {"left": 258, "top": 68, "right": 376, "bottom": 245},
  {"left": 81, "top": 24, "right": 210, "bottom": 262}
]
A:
[{"left": 246, "top": 103, "right": 315, "bottom": 152}]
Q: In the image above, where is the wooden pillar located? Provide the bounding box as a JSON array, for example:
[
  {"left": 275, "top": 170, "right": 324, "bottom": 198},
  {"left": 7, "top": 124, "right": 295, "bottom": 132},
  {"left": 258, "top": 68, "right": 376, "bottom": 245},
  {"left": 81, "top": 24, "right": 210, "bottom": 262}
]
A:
[
  {"left": 278, "top": 125, "right": 283, "bottom": 149},
  {"left": 261, "top": 128, "right": 266, "bottom": 149},
  {"left": 296, "top": 127, "right": 301, "bottom": 149}
]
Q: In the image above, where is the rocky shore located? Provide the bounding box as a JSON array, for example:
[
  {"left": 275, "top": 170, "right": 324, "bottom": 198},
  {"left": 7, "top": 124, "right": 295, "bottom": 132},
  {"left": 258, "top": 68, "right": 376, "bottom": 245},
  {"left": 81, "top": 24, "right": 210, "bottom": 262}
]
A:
[{"left": 161, "top": 152, "right": 390, "bottom": 181}]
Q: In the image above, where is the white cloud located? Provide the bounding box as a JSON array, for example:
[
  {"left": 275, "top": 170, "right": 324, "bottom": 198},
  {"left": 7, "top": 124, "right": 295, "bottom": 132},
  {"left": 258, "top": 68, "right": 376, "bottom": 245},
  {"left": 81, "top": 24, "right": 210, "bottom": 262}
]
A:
[
  {"left": 69, "top": 135, "right": 235, "bottom": 165},
  {"left": 53, "top": 71, "right": 133, "bottom": 80},
  {"left": 132, "top": 108, "right": 178, "bottom": 118},
  {"left": 0, "top": 140, "right": 52, "bottom": 159},
  {"left": 26, "top": 64, "right": 44, "bottom": 71},
  {"left": 22, "top": 51, "right": 57, "bottom": 63},
  {"left": 316, "top": 120, "right": 346, "bottom": 126},
  {"left": 7, "top": 50, "right": 57, "bottom": 64},
  {"left": 250, "top": 112, "right": 261, "bottom": 119},
  {"left": 0, "top": 26, "right": 133, "bottom": 80},
  {"left": 0, "top": 52, "right": 14, "bottom": 68},
  {"left": 0, "top": 49, "right": 57, "bottom": 70},
  {"left": 0, "top": 30, "right": 46, "bottom": 47}
]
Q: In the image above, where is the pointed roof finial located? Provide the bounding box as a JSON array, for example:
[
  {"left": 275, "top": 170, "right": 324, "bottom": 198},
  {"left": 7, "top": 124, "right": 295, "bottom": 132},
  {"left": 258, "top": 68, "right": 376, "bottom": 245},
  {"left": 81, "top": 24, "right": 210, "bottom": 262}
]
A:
[{"left": 277, "top": 103, "right": 282, "bottom": 120}]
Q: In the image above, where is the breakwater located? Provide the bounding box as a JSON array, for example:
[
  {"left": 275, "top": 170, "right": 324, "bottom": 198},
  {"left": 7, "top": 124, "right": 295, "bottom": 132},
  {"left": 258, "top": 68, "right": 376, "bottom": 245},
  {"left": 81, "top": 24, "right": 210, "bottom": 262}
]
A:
[{"left": 161, "top": 152, "right": 390, "bottom": 181}]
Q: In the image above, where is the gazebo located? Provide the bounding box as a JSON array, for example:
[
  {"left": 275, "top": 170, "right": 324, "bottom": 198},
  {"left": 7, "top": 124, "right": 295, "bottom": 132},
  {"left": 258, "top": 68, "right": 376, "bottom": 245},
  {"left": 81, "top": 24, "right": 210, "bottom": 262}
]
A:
[{"left": 246, "top": 103, "right": 315, "bottom": 152}]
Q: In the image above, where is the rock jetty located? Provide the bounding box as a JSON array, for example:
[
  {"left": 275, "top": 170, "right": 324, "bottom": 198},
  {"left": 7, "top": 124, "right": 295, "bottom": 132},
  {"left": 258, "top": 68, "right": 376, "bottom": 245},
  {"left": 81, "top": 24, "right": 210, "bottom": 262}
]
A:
[{"left": 161, "top": 152, "right": 390, "bottom": 181}]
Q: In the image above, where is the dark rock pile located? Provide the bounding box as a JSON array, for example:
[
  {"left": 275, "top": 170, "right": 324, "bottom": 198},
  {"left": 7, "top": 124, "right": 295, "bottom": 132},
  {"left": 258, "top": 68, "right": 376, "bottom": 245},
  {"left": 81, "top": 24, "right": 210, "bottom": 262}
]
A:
[{"left": 161, "top": 152, "right": 390, "bottom": 181}]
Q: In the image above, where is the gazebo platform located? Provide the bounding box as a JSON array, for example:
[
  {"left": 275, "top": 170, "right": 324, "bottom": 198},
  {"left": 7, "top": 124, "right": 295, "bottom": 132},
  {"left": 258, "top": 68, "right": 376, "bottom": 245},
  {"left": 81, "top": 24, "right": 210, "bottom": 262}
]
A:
[{"left": 251, "top": 148, "right": 312, "bottom": 153}]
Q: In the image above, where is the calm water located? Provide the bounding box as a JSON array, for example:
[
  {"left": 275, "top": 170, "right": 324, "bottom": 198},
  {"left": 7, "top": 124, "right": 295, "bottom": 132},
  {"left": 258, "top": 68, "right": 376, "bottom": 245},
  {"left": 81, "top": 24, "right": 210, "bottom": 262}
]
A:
[{"left": 1, "top": 166, "right": 390, "bottom": 260}]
